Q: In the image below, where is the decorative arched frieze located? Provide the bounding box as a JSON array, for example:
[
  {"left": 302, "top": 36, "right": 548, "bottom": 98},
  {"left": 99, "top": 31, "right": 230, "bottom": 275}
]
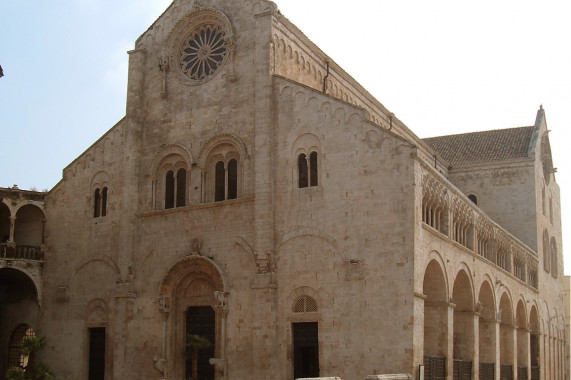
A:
[{"left": 421, "top": 172, "right": 449, "bottom": 234}]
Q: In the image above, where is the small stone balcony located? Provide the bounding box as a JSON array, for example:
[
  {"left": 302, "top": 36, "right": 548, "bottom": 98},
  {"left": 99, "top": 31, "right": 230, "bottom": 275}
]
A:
[{"left": 1, "top": 243, "right": 44, "bottom": 262}]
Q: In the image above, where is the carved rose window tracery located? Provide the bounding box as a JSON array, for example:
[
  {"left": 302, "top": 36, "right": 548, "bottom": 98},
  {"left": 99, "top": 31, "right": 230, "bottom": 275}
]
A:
[{"left": 180, "top": 24, "right": 228, "bottom": 81}]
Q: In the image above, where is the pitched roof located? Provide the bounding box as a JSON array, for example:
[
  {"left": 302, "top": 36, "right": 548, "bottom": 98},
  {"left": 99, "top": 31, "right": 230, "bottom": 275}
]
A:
[{"left": 422, "top": 126, "right": 534, "bottom": 166}]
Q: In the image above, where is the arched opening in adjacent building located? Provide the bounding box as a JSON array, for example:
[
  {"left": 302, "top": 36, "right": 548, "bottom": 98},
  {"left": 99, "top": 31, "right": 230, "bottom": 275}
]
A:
[
  {"left": 452, "top": 269, "right": 474, "bottom": 380},
  {"left": 478, "top": 280, "right": 496, "bottom": 380},
  {"left": 423, "top": 260, "right": 448, "bottom": 380},
  {"left": 0, "top": 268, "right": 39, "bottom": 377},
  {"left": 13, "top": 205, "right": 44, "bottom": 260},
  {"left": 498, "top": 293, "right": 514, "bottom": 380}
]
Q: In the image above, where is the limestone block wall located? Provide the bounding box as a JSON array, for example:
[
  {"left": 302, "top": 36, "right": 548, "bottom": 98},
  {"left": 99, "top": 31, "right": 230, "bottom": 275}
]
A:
[
  {"left": 447, "top": 161, "right": 537, "bottom": 250},
  {"left": 273, "top": 77, "right": 418, "bottom": 378},
  {"left": 271, "top": 13, "right": 449, "bottom": 176}
]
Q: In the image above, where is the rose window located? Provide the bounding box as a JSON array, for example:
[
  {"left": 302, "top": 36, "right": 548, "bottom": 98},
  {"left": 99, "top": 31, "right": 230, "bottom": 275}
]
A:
[{"left": 180, "top": 24, "right": 228, "bottom": 81}]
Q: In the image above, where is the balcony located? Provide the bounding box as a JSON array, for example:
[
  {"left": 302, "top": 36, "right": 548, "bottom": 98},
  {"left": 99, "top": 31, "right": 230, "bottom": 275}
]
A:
[{"left": 1, "top": 243, "right": 44, "bottom": 262}]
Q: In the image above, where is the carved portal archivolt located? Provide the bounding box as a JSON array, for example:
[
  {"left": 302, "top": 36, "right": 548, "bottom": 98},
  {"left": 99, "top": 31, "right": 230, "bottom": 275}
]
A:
[{"left": 158, "top": 255, "right": 228, "bottom": 380}]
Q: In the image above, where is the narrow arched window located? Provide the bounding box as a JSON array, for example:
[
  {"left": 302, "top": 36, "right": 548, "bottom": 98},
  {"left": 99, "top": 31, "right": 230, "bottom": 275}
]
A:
[
  {"left": 176, "top": 169, "right": 186, "bottom": 207},
  {"left": 310, "top": 152, "right": 318, "bottom": 187},
  {"left": 94, "top": 189, "right": 101, "bottom": 217},
  {"left": 298, "top": 154, "right": 308, "bottom": 188},
  {"left": 228, "top": 159, "right": 238, "bottom": 200},
  {"left": 215, "top": 161, "right": 225, "bottom": 202},
  {"left": 551, "top": 238, "right": 558, "bottom": 278},
  {"left": 543, "top": 230, "right": 550, "bottom": 272},
  {"left": 101, "top": 187, "right": 108, "bottom": 217},
  {"left": 165, "top": 170, "right": 175, "bottom": 209}
]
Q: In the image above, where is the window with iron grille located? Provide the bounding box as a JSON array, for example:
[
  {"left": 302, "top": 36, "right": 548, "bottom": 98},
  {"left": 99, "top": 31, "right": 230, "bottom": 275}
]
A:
[
  {"left": 293, "top": 296, "right": 318, "bottom": 313},
  {"left": 8, "top": 324, "right": 35, "bottom": 368}
]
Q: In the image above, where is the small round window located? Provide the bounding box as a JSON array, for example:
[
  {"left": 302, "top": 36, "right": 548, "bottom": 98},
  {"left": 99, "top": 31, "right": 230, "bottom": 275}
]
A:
[{"left": 180, "top": 24, "right": 228, "bottom": 82}]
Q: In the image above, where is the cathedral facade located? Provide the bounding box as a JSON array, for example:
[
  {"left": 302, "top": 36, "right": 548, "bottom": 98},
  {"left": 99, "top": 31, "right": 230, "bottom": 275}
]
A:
[{"left": 0, "top": 1, "right": 567, "bottom": 380}]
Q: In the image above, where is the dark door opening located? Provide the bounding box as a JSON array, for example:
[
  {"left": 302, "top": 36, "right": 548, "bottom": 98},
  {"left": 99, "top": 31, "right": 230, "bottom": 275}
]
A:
[
  {"left": 293, "top": 322, "right": 319, "bottom": 379},
  {"left": 88, "top": 327, "right": 105, "bottom": 380},
  {"left": 186, "top": 306, "right": 215, "bottom": 380}
]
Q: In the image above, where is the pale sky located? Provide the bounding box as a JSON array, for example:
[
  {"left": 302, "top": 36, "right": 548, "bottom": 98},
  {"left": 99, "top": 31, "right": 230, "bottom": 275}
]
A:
[{"left": 1, "top": 0, "right": 570, "bottom": 272}]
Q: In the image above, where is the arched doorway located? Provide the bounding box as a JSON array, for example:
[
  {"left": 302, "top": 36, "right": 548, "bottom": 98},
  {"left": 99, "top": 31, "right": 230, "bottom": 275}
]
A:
[
  {"left": 478, "top": 280, "right": 496, "bottom": 380},
  {"left": 0, "top": 268, "right": 39, "bottom": 379},
  {"left": 159, "top": 256, "right": 228, "bottom": 380},
  {"left": 452, "top": 270, "right": 474, "bottom": 380},
  {"left": 423, "top": 260, "right": 448, "bottom": 380}
]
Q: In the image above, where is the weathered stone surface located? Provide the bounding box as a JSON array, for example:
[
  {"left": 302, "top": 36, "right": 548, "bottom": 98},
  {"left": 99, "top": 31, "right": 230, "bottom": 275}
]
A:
[{"left": 0, "top": 1, "right": 567, "bottom": 380}]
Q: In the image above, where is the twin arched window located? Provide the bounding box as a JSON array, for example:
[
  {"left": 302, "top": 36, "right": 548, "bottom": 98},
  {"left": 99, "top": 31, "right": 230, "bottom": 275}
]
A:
[
  {"left": 165, "top": 168, "right": 187, "bottom": 209},
  {"left": 215, "top": 159, "right": 238, "bottom": 202},
  {"left": 298, "top": 152, "right": 318, "bottom": 188},
  {"left": 94, "top": 187, "right": 108, "bottom": 217}
]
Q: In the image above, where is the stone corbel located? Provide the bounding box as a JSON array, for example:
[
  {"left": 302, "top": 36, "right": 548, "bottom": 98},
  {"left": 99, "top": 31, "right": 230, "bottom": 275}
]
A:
[
  {"left": 157, "top": 295, "right": 170, "bottom": 313},
  {"left": 209, "top": 358, "right": 227, "bottom": 380}
]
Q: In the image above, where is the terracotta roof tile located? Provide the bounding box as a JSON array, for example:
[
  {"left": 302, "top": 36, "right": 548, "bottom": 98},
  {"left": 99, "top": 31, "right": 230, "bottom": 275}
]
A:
[{"left": 422, "top": 126, "right": 534, "bottom": 166}]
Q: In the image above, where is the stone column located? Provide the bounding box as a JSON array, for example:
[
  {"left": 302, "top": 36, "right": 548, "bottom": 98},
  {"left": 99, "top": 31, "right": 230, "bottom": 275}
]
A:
[
  {"left": 472, "top": 311, "right": 480, "bottom": 380},
  {"left": 511, "top": 324, "right": 517, "bottom": 380},
  {"left": 495, "top": 318, "right": 501, "bottom": 380},
  {"left": 521, "top": 326, "right": 531, "bottom": 380},
  {"left": 8, "top": 215, "right": 16, "bottom": 243},
  {"left": 413, "top": 292, "right": 427, "bottom": 379},
  {"left": 446, "top": 302, "right": 455, "bottom": 380}
]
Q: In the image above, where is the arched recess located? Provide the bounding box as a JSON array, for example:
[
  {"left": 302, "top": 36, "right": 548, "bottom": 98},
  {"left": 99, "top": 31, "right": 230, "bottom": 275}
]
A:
[
  {"left": 423, "top": 259, "right": 449, "bottom": 371},
  {"left": 515, "top": 300, "right": 529, "bottom": 376},
  {"left": 529, "top": 305, "right": 540, "bottom": 379},
  {"left": 14, "top": 204, "right": 45, "bottom": 247},
  {"left": 0, "top": 201, "right": 10, "bottom": 242},
  {"left": 498, "top": 292, "right": 514, "bottom": 378},
  {"left": 159, "top": 256, "right": 228, "bottom": 380},
  {"left": 478, "top": 278, "right": 496, "bottom": 378},
  {"left": 451, "top": 269, "right": 475, "bottom": 367},
  {"left": 0, "top": 268, "right": 40, "bottom": 372}
]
